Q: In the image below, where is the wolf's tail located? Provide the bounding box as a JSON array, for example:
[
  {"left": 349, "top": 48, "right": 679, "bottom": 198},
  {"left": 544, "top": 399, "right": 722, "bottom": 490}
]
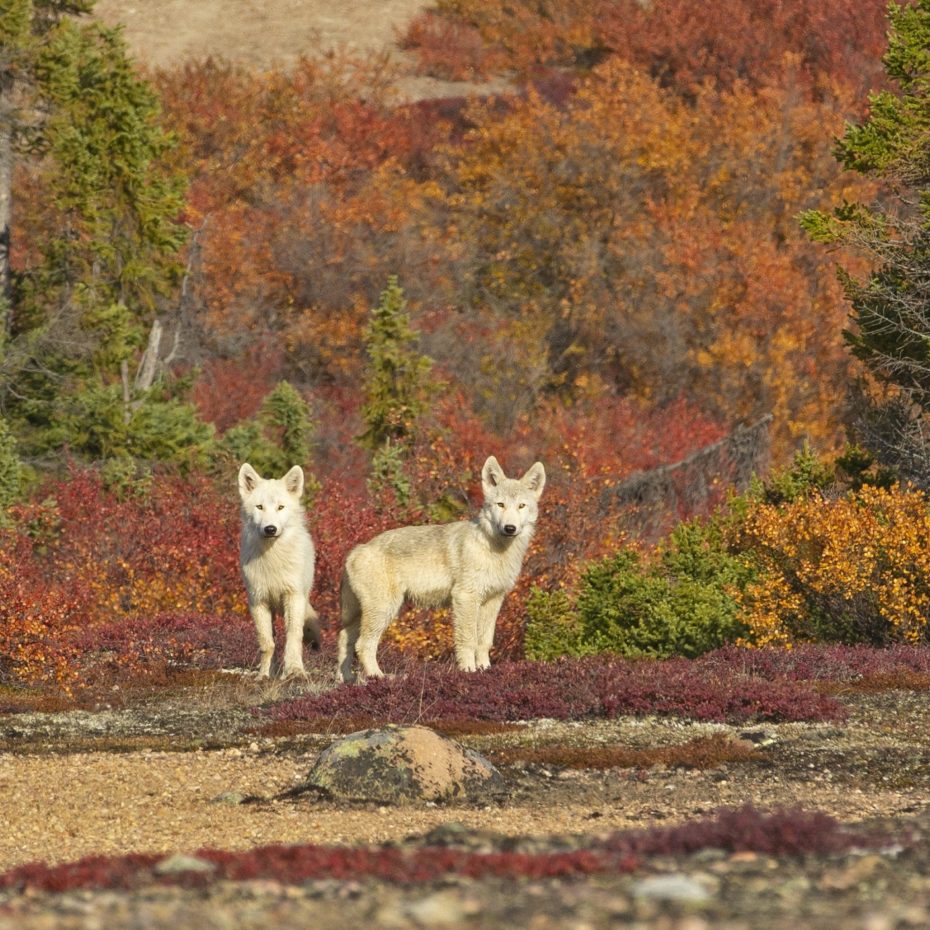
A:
[{"left": 303, "top": 602, "right": 322, "bottom": 650}]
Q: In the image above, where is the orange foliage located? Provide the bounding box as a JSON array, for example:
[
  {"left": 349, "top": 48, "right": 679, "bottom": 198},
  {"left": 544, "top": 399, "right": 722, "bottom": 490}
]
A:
[
  {"left": 735, "top": 486, "right": 930, "bottom": 647},
  {"left": 430, "top": 58, "right": 870, "bottom": 454},
  {"left": 155, "top": 57, "right": 451, "bottom": 380},
  {"left": 407, "top": 0, "right": 888, "bottom": 99}
]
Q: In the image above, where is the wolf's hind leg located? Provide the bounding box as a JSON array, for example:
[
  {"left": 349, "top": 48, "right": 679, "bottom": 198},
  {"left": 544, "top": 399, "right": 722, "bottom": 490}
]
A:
[
  {"left": 337, "top": 622, "right": 359, "bottom": 683},
  {"left": 355, "top": 599, "right": 400, "bottom": 679},
  {"left": 337, "top": 574, "right": 362, "bottom": 683}
]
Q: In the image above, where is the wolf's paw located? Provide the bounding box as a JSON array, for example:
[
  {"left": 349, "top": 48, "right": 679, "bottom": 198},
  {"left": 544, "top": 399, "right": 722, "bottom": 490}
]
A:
[{"left": 280, "top": 665, "right": 308, "bottom": 681}]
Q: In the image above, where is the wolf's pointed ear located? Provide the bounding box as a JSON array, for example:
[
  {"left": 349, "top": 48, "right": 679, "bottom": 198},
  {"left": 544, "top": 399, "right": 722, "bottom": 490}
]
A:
[
  {"left": 238, "top": 463, "right": 261, "bottom": 500},
  {"left": 283, "top": 465, "right": 305, "bottom": 498},
  {"left": 521, "top": 462, "right": 546, "bottom": 498},
  {"left": 482, "top": 455, "right": 506, "bottom": 491}
]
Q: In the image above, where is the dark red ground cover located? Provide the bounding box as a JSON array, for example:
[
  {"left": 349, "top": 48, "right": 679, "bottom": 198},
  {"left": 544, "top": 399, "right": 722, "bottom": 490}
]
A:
[
  {"left": 67, "top": 612, "right": 258, "bottom": 673},
  {"left": 263, "top": 655, "right": 846, "bottom": 728},
  {"left": 0, "top": 806, "right": 888, "bottom": 894},
  {"left": 700, "top": 644, "right": 930, "bottom": 682}
]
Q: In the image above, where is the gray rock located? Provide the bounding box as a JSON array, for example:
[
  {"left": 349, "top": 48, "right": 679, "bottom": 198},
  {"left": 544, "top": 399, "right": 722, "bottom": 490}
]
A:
[
  {"left": 629, "top": 873, "right": 712, "bottom": 903},
  {"left": 153, "top": 854, "right": 216, "bottom": 875},
  {"left": 303, "top": 725, "right": 502, "bottom": 804}
]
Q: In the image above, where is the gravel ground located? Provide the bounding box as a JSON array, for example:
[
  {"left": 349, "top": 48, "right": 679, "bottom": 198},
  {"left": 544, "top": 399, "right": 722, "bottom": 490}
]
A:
[
  {"left": 3, "top": 684, "right": 930, "bottom": 872},
  {"left": 2, "top": 679, "right": 930, "bottom": 927}
]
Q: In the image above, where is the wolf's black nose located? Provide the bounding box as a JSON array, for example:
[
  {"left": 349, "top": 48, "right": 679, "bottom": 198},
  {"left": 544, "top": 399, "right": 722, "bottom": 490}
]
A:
[
  {"left": 263, "top": 525, "right": 278, "bottom": 537},
  {"left": 503, "top": 524, "right": 517, "bottom": 535}
]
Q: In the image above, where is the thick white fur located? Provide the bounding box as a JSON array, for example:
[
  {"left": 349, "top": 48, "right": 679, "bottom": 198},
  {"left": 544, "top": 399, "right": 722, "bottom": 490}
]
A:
[
  {"left": 238, "top": 463, "right": 319, "bottom": 678},
  {"left": 338, "top": 455, "right": 546, "bottom": 682}
]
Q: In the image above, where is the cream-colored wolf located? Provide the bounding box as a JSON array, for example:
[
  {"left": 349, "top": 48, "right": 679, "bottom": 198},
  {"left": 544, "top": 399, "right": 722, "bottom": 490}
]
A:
[
  {"left": 238, "top": 463, "right": 320, "bottom": 678},
  {"left": 337, "top": 455, "right": 546, "bottom": 682}
]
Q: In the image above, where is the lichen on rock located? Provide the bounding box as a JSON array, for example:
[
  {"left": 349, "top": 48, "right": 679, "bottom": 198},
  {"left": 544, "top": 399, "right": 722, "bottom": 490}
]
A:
[{"left": 304, "top": 725, "right": 503, "bottom": 804}]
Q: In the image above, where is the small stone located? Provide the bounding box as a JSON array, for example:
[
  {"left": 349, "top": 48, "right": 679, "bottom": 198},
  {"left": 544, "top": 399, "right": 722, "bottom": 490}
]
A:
[
  {"left": 630, "top": 874, "right": 712, "bottom": 904},
  {"left": 210, "top": 791, "right": 246, "bottom": 805},
  {"left": 406, "top": 890, "right": 472, "bottom": 925},
  {"left": 153, "top": 853, "right": 216, "bottom": 875}
]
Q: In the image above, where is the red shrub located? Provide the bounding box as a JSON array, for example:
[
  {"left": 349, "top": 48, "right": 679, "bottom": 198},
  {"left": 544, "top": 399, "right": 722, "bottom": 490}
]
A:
[
  {"left": 0, "top": 467, "right": 244, "bottom": 691},
  {"left": 0, "top": 806, "right": 890, "bottom": 893},
  {"left": 701, "top": 644, "right": 930, "bottom": 683},
  {"left": 401, "top": 11, "right": 503, "bottom": 81},
  {"left": 616, "top": 804, "right": 874, "bottom": 859},
  {"left": 263, "top": 655, "right": 844, "bottom": 727},
  {"left": 601, "top": 0, "right": 889, "bottom": 100}
]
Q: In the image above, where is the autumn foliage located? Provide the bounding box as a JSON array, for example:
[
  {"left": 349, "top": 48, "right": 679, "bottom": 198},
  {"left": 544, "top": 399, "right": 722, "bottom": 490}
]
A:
[
  {"left": 4, "top": 0, "right": 930, "bottom": 697},
  {"left": 734, "top": 485, "right": 930, "bottom": 647}
]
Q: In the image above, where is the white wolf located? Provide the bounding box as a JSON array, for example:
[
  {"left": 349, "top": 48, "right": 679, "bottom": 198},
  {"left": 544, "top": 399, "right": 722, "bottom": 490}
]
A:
[
  {"left": 238, "top": 463, "right": 320, "bottom": 678},
  {"left": 337, "top": 455, "right": 546, "bottom": 682}
]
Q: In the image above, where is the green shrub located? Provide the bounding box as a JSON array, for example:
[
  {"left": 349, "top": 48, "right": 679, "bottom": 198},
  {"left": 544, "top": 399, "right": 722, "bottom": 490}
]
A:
[
  {"left": 745, "top": 442, "right": 834, "bottom": 505},
  {"left": 0, "top": 416, "right": 24, "bottom": 518},
  {"left": 218, "top": 381, "right": 320, "bottom": 499},
  {"left": 524, "top": 588, "right": 584, "bottom": 660},
  {"left": 525, "top": 520, "right": 753, "bottom": 659},
  {"left": 525, "top": 518, "right": 752, "bottom": 660}
]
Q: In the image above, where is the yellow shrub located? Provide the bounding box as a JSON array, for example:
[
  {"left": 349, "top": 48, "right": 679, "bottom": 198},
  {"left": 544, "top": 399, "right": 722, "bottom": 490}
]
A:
[{"left": 735, "top": 485, "right": 930, "bottom": 646}]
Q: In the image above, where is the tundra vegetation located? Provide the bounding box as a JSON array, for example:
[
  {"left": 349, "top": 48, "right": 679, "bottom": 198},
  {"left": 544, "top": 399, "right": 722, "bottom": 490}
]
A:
[
  {"left": 2, "top": 0, "right": 930, "bottom": 696},
  {"left": 8, "top": 2, "right": 930, "bottom": 920}
]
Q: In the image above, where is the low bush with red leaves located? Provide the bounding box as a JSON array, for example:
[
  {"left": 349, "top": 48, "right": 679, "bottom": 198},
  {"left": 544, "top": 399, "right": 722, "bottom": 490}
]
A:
[
  {"left": 262, "top": 654, "right": 845, "bottom": 728},
  {"left": 0, "top": 805, "right": 890, "bottom": 894},
  {"left": 0, "top": 467, "right": 246, "bottom": 691}
]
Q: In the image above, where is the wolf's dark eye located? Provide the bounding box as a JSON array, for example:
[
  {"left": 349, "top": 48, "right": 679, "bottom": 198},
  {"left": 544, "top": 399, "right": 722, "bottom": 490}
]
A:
[
  {"left": 277, "top": 504, "right": 285, "bottom": 511},
  {"left": 518, "top": 503, "right": 526, "bottom": 509},
  {"left": 497, "top": 502, "right": 505, "bottom": 508},
  {"left": 256, "top": 504, "right": 264, "bottom": 511}
]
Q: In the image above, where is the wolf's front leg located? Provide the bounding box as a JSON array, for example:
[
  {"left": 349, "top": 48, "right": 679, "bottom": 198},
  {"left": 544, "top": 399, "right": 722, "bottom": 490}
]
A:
[
  {"left": 476, "top": 594, "right": 505, "bottom": 669},
  {"left": 282, "top": 592, "right": 308, "bottom": 677},
  {"left": 250, "top": 601, "right": 275, "bottom": 678},
  {"left": 452, "top": 590, "right": 480, "bottom": 672}
]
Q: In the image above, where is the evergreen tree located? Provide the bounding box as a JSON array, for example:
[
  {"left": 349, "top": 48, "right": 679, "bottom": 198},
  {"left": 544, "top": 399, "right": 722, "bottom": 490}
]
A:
[
  {"left": 261, "top": 380, "right": 314, "bottom": 469},
  {"left": 359, "top": 276, "right": 434, "bottom": 451},
  {"left": 0, "top": 1, "right": 209, "bottom": 469},
  {"left": 0, "top": 415, "right": 23, "bottom": 517},
  {"left": 220, "top": 381, "right": 319, "bottom": 497},
  {"left": 0, "top": 1, "right": 94, "bottom": 333},
  {"left": 801, "top": 0, "right": 930, "bottom": 484}
]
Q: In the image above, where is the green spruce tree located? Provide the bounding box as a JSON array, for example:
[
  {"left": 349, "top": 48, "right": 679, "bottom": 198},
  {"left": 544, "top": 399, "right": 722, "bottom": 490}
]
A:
[
  {"left": 358, "top": 276, "right": 434, "bottom": 506},
  {"left": 1, "top": 2, "right": 213, "bottom": 470},
  {"left": 801, "top": 0, "right": 930, "bottom": 484},
  {"left": 221, "top": 381, "right": 319, "bottom": 498},
  {"left": 0, "top": 415, "right": 23, "bottom": 518},
  {"left": 359, "top": 276, "right": 434, "bottom": 450}
]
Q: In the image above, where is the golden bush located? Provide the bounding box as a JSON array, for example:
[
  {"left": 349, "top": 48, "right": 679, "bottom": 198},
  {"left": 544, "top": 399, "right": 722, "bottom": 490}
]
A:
[{"left": 734, "top": 485, "right": 930, "bottom": 646}]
